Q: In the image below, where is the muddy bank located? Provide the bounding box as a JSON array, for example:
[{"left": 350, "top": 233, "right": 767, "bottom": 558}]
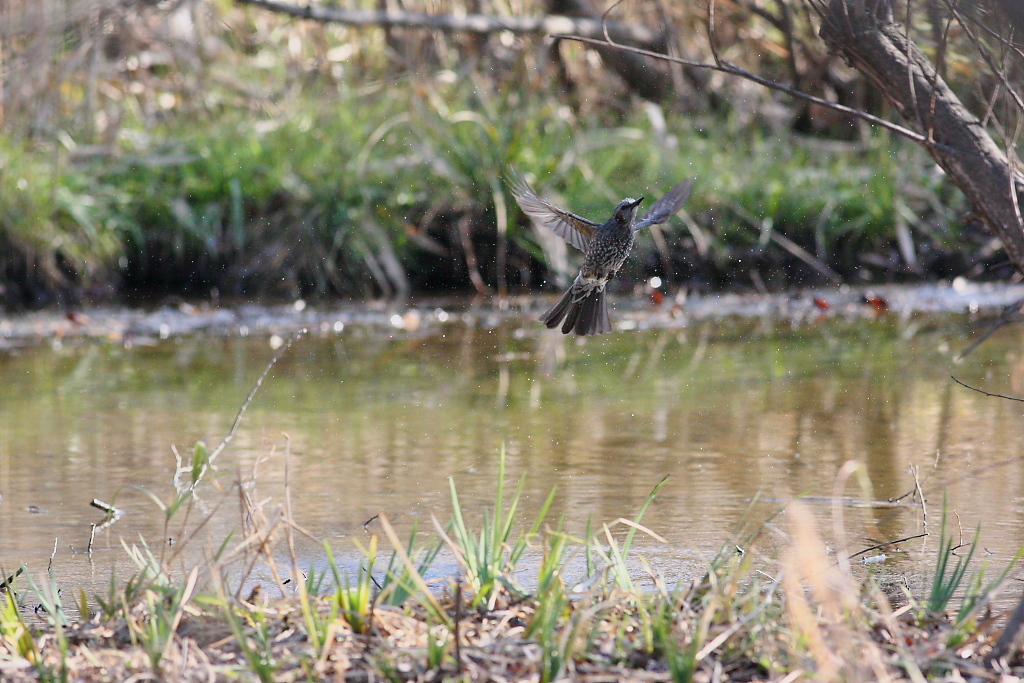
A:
[{"left": 1, "top": 280, "right": 1021, "bottom": 347}]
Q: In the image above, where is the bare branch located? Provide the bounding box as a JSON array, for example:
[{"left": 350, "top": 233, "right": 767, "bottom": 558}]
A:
[
  {"left": 550, "top": 33, "right": 936, "bottom": 146},
  {"left": 956, "top": 296, "right": 1024, "bottom": 361},
  {"left": 817, "top": 0, "right": 1024, "bottom": 273},
  {"left": 233, "top": 0, "right": 663, "bottom": 49},
  {"left": 848, "top": 532, "right": 927, "bottom": 560},
  {"left": 947, "top": 4, "right": 1024, "bottom": 117},
  {"left": 951, "top": 375, "right": 1024, "bottom": 403}
]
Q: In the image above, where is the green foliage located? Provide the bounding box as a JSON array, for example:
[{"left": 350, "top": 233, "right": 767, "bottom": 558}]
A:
[
  {"left": 376, "top": 521, "right": 444, "bottom": 609},
  {"left": 923, "top": 498, "right": 1024, "bottom": 649},
  {"left": 926, "top": 500, "right": 978, "bottom": 616},
  {"left": 23, "top": 570, "right": 71, "bottom": 682},
  {"left": 650, "top": 600, "right": 698, "bottom": 683},
  {"left": 134, "top": 577, "right": 194, "bottom": 669},
  {"left": 212, "top": 593, "right": 277, "bottom": 683},
  {"left": 592, "top": 475, "right": 668, "bottom": 594},
  {"left": 0, "top": 74, "right": 972, "bottom": 302},
  {"left": 527, "top": 527, "right": 575, "bottom": 682},
  {"left": 425, "top": 620, "right": 450, "bottom": 671},
  {"left": 111, "top": 537, "right": 198, "bottom": 670},
  {"left": 445, "top": 444, "right": 556, "bottom": 609},
  {"left": 328, "top": 537, "right": 375, "bottom": 634},
  {"left": 0, "top": 138, "right": 128, "bottom": 292},
  {"left": 295, "top": 564, "right": 338, "bottom": 656},
  {"left": 0, "top": 586, "right": 39, "bottom": 664}
]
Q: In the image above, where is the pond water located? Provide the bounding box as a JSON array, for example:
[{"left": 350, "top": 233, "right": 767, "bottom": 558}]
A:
[{"left": 3, "top": 290, "right": 1024, "bottom": 597}]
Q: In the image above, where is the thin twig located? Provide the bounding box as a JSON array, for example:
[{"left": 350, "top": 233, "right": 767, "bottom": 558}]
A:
[
  {"left": 47, "top": 538, "right": 57, "bottom": 572},
  {"left": 283, "top": 434, "right": 302, "bottom": 592},
  {"left": 599, "top": 0, "right": 627, "bottom": 45},
  {"left": 956, "top": 296, "right": 1024, "bottom": 361},
  {"left": 550, "top": 34, "right": 944, "bottom": 149},
  {"left": 768, "top": 228, "right": 843, "bottom": 283},
  {"left": 91, "top": 498, "right": 125, "bottom": 531},
  {"left": 164, "top": 495, "right": 230, "bottom": 568},
  {"left": 955, "top": 509, "right": 964, "bottom": 549},
  {"left": 913, "top": 462, "right": 928, "bottom": 530},
  {"left": 706, "top": 0, "right": 723, "bottom": 66},
  {"left": 90, "top": 498, "right": 124, "bottom": 516},
  {"left": 454, "top": 582, "right": 463, "bottom": 675},
  {"left": 0, "top": 568, "right": 23, "bottom": 593},
  {"left": 201, "top": 328, "right": 307, "bottom": 480},
  {"left": 951, "top": 375, "right": 1024, "bottom": 402},
  {"left": 848, "top": 533, "right": 927, "bottom": 560},
  {"left": 456, "top": 215, "right": 489, "bottom": 295},
  {"left": 733, "top": 206, "right": 843, "bottom": 282},
  {"left": 946, "top": 3, "right": 1024, "bottom": 116}
]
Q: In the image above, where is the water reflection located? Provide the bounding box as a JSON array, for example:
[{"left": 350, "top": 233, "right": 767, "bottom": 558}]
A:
[{"left": 1, "top": 313, "right": 1024, "bottom": 592}]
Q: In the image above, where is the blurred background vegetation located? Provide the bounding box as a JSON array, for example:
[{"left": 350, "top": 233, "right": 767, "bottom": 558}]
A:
[{"left": 0, "top": 0, "right": 1016, "bottom": 307}]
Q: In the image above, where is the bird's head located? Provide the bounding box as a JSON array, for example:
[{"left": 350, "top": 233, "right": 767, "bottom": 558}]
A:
[{"left": 613, "top": 196, "right": 644, "bottom": 226}]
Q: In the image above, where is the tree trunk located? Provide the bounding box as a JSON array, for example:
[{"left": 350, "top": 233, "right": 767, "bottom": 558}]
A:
[{"left": 818, "top": 0, "right": 1024, "bottom": 272}]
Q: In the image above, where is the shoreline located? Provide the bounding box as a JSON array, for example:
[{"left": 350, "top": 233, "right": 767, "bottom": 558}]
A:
[{"left": 1, "top": 280, "right": 1020, "bottom": 347}]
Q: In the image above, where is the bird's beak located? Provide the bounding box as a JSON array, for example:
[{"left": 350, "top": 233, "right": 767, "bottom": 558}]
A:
[{"left": 630, "top": 197, "right": 645, "bottom": 209}]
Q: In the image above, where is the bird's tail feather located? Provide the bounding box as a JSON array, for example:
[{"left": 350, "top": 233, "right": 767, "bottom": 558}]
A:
[
  {"left": 597, "top": 292, "right": 611, "bottom": 333},
  {"left": 572, "top": 289, "right": 601, "bottom": 335},
  {"left": 540, "top": 286, "right": 611, "bottom": 336},
  {"left": 540, "top": 288, "right": 575, "bottom": 329}
]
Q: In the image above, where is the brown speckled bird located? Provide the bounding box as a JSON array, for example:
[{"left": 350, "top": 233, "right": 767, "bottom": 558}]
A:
[{"left": 510, "top": 174, "right": 695, "bottom": 335}]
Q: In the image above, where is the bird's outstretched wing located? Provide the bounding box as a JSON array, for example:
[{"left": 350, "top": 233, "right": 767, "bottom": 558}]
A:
[
  {"left": 508, "top": 172, "right": 599, "bottom": 253},
  {"left": 633, "top": 177, "right": 695, "bottom": 231}
]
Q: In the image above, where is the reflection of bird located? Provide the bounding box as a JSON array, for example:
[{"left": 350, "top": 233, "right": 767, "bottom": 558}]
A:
[{"left": 510, "top": 174, "right": 695, "bottom": 335}]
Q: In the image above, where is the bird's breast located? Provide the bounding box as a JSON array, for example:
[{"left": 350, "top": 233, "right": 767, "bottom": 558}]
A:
[{"left": 583, "top": 229, "right": 634, "bottom": 276}]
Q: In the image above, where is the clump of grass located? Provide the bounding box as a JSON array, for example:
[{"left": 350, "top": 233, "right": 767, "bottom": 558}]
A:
[
  {"left": 440, "top": 444, "right": 556, "bottom": 609},
  {"left": 327, "top": 537, "right": 374, "bottom": 635},
  {"left": 0, "top": 583, "right": 43, "bottom": 673},
  {"left": 0, "top": 137, "right": 129, "bottom": 302}
]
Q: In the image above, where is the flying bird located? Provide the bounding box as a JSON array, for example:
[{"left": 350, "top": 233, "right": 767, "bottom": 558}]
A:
[{"left": 510, "top": 174, "right": 695, "bottom": 335}]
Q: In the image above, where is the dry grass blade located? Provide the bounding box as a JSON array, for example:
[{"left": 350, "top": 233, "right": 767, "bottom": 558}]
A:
[
  {"left": 378, "top": 512, "right": 453, "bottom": 629},
  {"left": 610, "top": 517, "right": 669, "bottom": 544},
  {"left": 204, "top": 329, "right": 307, "bottom": 475}
]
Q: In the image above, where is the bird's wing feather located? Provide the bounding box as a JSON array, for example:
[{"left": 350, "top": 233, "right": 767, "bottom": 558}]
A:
[
  {"left": 508, "top": 173, "right": 599, "bottom": 252},
  {"left": 633, "top": 177, "right": 695, "bottom": 231}
]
